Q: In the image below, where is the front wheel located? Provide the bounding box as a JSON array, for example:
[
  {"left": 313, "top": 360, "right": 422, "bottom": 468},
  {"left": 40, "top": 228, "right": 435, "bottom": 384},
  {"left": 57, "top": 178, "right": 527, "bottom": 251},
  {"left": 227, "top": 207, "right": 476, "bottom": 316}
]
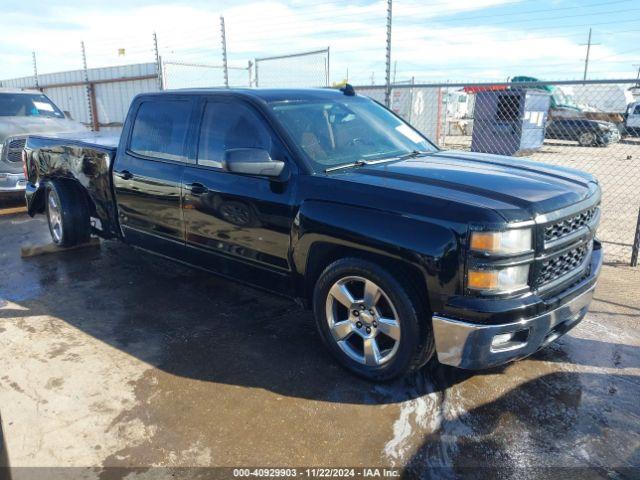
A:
[
  {"left": 578, "top": 131, "right": 596, "bottom": 147},
  {"left": 45, "top": 180, "right": 91, "bottom": 247},
  {"left": 313, "top": 258, "right": 434, "bottom": 381}
]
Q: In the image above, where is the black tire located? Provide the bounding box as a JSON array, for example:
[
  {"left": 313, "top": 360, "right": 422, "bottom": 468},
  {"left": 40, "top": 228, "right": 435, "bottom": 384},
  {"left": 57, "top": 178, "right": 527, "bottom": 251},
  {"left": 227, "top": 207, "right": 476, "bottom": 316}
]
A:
[
  {"left": 45, "top": 180, "right": 91, "bottom": 247},
  {"left": 313, "top": 257, "right": 435, "bottom": 381}
]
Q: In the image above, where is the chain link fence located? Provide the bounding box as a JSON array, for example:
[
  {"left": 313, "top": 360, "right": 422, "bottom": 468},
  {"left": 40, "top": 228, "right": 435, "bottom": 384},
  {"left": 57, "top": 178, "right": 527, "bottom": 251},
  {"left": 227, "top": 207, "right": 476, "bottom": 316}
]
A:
[
  {"left": 161, "top": 60, "right": 251, "bottom": 89},
  {"left": 255, "top": 48, "right": 329, "bottom": 88},
  {"left": 359, "top": 79, "right": 640, "bottom": 265}
]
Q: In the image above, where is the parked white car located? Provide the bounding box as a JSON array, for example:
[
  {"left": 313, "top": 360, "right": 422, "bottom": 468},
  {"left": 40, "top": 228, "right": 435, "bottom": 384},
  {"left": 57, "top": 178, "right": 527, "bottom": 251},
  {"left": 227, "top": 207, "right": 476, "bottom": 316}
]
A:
[{"left": 0, "top": 88, "right": 86, "bottom": 196}]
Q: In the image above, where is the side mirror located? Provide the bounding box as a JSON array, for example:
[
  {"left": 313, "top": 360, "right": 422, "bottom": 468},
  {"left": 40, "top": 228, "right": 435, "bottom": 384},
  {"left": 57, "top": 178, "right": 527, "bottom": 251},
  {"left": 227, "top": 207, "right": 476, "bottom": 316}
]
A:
[
  {"left": 63, "top": 111, "right": 73, "bottom": 120},
  {"left": 223, "top": 148, "right": 285, "bottom": 178}
]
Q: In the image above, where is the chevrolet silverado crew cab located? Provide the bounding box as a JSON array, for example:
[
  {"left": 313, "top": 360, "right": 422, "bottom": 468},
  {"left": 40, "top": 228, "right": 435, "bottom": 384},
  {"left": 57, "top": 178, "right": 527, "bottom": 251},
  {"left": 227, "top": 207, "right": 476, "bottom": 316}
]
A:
[{"left": 22, "top": 88, "right": 602, "bottom": 381}]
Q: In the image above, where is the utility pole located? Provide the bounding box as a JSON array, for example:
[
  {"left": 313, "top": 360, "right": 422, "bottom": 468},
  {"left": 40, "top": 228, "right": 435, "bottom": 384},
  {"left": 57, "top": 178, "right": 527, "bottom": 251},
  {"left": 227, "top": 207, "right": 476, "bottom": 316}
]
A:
[
  {"left": 220, "top": 15, "right": 229, "bottom": 88},
  {"left": 153, "top": 32, "right": 163, "bottom": 90},
  {"left": 81, "top": 41, "right": 97, "bottom": 131},
  {"left": 634, "top": 64, "right": 640, "bottom": 86},
  {"left": 32, "top": 51, "right": 39, "bottom": 90},
  {"left": 580, "top": 28, "right": 600, "bottom": 81},
  {"left": 384, "top": 0, "right": 392, "bottom": 107},
  {"left": 326, "top": 46, "right": 330, "bottom": 87}
]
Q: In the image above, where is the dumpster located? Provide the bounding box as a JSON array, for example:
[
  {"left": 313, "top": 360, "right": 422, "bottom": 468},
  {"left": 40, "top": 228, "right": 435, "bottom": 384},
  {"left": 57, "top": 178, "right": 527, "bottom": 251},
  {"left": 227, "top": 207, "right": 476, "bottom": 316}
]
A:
[{"left": 471, "top": 88, "right": 550, "bottom": 156}]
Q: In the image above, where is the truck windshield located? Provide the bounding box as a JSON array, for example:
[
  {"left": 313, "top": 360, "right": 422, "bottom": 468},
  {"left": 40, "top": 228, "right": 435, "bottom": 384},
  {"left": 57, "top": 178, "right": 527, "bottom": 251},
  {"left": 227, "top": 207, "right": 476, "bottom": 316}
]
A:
[
  {"left": 0, "top": 93, "right": 65, "bottom": 119},
  {"left": 269, "top": 96, "right": 436, "bottom": 172}
]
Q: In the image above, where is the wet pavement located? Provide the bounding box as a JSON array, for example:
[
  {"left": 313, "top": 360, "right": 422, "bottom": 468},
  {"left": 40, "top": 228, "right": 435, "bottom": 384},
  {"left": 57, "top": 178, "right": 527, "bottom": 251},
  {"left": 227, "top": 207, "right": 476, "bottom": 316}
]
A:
[{"left": 0, "top": 203, "right": 638, "bottom": 479}]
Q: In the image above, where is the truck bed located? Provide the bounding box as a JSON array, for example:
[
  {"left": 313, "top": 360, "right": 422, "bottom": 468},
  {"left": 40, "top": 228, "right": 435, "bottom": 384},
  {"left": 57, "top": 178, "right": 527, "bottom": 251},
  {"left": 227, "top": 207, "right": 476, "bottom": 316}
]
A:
[{"left": 25, "top": 133, "right": 121, "bottom": 238}]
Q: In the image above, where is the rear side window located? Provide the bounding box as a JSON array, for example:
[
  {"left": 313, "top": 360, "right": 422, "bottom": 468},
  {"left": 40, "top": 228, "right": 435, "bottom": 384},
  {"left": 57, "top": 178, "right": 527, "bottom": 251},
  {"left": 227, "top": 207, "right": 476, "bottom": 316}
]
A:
[
  {"left": 634, "top": 104, "right": 640, "bottom": 115},
  {"left": 130, "top": 100, "right": 191, "bottom": 162},
  {"left": 197, "top": 101, "right": 273, "bottom": 168}
]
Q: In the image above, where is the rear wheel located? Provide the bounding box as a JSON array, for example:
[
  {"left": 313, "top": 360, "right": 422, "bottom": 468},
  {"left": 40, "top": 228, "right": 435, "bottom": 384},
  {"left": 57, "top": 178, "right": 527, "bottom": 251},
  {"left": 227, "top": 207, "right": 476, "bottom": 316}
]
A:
[
  {"left": 313, "top": 257, "right": 434, "bottom": 381},
  {"left": 45, "top": 180, "right": 91, "bottom": 247}
]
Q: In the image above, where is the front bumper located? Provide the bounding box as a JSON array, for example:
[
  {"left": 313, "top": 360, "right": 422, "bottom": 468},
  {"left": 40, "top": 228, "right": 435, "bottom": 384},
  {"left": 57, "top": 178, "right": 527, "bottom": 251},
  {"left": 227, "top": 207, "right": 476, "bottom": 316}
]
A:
[
  {"left": 599, "top": 129, "right": 621, "bottom": 144},
  {"left": 432, "top": 247, "right": 602, "bottom": 369},
  {"left": 0, "top": 172, "right": 26, "bottom": 193}
]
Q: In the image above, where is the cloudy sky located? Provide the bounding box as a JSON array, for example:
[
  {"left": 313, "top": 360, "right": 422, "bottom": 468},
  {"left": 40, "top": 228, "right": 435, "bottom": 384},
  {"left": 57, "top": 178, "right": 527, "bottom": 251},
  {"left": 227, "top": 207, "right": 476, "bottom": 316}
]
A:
[{"left": 1, "top": 0, "right": 638, "bottom": 85}]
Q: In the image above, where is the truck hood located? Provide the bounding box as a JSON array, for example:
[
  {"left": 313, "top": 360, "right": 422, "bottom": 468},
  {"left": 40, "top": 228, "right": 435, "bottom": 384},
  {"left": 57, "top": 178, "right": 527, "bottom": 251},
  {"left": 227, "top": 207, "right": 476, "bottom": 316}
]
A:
[
  {"left": 333, "top": 150, "right": 598, "bottom": 222},
  {"left": 0, "top": 116, "right": 87, "bottom": 143}
]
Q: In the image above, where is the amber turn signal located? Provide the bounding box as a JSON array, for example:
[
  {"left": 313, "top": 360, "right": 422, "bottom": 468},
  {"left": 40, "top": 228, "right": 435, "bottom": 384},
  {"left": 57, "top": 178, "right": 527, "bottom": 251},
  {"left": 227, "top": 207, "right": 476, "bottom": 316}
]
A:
[
  {"left": 470, "top": 232, "right": 500, "bottom": 251},
  {"left": 467, "top": 270, "right": 499, "bottom": 290}
]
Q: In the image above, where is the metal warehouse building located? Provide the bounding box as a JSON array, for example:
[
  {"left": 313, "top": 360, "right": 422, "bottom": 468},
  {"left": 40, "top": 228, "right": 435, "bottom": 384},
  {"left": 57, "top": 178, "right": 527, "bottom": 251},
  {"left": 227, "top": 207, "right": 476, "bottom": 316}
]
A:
[{"left": 1, "top": 63, "right": 160, "bottom": 132}]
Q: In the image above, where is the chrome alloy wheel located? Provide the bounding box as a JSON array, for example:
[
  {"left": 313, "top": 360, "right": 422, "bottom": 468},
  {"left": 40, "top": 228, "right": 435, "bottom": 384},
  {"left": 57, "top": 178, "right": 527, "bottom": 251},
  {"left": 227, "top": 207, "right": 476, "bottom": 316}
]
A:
[
  {"left": 47, "top": 191, "right": 63, "bottom": 243},
  {"left": 325, "top": 276, "right": 401, "bottom": 366}
]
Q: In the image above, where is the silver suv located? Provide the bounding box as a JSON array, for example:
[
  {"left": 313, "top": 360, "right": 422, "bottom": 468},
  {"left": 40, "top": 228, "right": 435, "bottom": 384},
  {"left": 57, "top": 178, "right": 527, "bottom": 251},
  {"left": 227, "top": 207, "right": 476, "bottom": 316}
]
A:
[{"left": 0, "top": 89, "right": 86, "bottom": 196}]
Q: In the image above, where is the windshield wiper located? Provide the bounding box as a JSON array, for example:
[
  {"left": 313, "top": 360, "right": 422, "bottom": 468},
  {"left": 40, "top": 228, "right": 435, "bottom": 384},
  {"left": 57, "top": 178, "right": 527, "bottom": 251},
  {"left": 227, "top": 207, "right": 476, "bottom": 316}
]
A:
[
  {"left": 324, "top": 151, "right": 430, "bottom": 173},
  {"left": 324, "top": 160, "right": 368, "bottom": 173},
  {"left": 397, "top": 150, "right": 430, "bottom": 160}
]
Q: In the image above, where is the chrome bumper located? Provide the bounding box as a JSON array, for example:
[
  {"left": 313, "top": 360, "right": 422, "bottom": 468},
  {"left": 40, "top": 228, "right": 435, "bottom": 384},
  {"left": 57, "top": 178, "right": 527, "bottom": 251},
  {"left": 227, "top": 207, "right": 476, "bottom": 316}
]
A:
[
  {"left": 0, "top": 172, "right": 26, "bottom": 193},
  {"left": 432, "top": 243, "right": 602, "bottom": 370}
]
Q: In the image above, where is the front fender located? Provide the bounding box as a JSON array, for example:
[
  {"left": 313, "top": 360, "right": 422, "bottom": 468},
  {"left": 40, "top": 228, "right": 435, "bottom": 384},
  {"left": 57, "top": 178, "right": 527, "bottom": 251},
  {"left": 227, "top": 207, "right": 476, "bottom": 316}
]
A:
[{"left": 291, "top": 200, "right": 463, "bottom": 311}]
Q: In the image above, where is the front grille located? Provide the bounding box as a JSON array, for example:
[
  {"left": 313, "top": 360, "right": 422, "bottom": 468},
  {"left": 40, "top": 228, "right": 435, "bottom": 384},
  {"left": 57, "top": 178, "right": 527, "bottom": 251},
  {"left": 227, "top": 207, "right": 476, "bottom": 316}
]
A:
[
  {"left": 544, "top": 207, "right": 597, "bottom": 243},
  {"left": 6, "top": 138, "right": 26, "bottom": 163},
  {"left": 536, "top": 244, "right": 589, "bottom": 288}
]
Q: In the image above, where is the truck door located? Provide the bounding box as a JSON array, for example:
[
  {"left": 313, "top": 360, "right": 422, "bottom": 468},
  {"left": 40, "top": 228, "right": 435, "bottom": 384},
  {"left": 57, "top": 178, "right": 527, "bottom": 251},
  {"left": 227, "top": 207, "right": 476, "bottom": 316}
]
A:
[
  {"left": 181, "top": 97, "right": 297, "bottom": 293},
  {"left": 113, "top": 96, "right": 197, "bottom": 254},
  {"left": 627, "top": 103, "right": 640, "bottom": 132}
]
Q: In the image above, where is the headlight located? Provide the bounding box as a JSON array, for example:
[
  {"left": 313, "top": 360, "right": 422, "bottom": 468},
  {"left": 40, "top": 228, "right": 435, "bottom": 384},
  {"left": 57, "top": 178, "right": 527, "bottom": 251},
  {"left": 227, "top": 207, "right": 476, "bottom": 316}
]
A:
[
  {"left": 470, "top": 229, "right": 532, "bottom": 255},
  {"left": 467, "top": 264, "right": 530, "bottom": 293}
]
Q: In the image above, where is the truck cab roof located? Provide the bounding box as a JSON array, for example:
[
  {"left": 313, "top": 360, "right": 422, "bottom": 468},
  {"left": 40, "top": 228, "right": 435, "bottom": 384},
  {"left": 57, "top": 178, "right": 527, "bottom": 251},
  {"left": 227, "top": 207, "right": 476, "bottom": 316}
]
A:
[{"left": 140, "top": 87, "right": 351, "bottom": 103}]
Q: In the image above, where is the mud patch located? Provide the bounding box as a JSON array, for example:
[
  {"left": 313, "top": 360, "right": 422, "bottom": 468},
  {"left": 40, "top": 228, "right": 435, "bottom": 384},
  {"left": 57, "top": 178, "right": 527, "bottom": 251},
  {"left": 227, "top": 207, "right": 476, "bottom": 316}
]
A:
[
  {"left": 45, "top": 377, "right": 64, "bottom": 390},
  {"left": 2, "top": 376, "right": 25, "bottom": 394},
  {"left": 47, "top": 341, "right": 82, "bottom": 359}
]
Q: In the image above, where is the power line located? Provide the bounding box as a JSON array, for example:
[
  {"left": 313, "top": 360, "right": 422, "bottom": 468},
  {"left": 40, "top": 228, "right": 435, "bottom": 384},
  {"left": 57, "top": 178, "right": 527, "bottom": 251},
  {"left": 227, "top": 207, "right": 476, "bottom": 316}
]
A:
[
  {"left": 222, "top": 0, "right": 635, "bottom": 32},
  {"left": 395, "top": 0, "right": 634, "bottom": 24}
]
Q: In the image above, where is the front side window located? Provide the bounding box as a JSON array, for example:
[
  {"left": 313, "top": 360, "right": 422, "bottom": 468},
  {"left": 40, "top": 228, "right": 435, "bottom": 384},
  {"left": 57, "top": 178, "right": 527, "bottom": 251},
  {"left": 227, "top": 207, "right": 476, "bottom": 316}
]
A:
[
  {"left": 129, "top": 100, "right": 191, "bottom": 162},
  {"left": 0, "top": 93, "right": 64, "bottom": 118},
  {"left": 269, "top": 95, "right": 435, "bottom": 172},
  {"left": 634, "top": 104, "right": 640, "bottom": 115},
  {"left": 197, "top": 101, "right": 273, "bottom": 168}
]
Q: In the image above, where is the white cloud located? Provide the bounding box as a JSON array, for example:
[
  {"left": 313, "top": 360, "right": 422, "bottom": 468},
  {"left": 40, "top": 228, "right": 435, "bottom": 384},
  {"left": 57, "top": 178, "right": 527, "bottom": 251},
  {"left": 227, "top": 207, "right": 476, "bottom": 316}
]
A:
[{"left": 0, "top": 0, "right": 635, "bottom": 84}]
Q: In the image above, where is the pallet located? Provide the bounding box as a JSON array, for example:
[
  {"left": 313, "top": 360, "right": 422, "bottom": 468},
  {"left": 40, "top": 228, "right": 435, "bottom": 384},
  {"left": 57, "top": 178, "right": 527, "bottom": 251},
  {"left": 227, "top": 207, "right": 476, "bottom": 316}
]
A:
[{"left": 0, "top": 206, "right": 27, "bottom": 216}]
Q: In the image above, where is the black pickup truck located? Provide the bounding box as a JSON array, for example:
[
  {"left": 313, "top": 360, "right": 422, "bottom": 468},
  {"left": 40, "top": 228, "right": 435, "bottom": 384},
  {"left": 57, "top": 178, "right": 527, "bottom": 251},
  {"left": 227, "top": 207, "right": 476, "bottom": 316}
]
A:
[{"left": 22, "top": 88, "right": 602, "bottom": 381}]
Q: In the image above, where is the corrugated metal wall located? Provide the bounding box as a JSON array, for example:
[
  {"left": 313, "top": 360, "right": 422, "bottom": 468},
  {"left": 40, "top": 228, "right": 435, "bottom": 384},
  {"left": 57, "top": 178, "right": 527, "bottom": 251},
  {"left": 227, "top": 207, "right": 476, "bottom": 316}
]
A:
[{"left": 1, "top": 63, "right": 159, "bottom": 131}]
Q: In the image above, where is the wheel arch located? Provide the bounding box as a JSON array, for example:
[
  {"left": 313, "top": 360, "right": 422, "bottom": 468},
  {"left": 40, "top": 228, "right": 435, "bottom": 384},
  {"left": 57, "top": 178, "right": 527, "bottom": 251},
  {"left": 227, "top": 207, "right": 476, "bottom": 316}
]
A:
[
  {"left": 29, "top": 176, "right": 96, "bottom": 218},
  {"left": 301, "top": 241, "right": 431, "bottom": 313},
  {"left": 291, "top": 201, "right": 460, "bottom": 313}
]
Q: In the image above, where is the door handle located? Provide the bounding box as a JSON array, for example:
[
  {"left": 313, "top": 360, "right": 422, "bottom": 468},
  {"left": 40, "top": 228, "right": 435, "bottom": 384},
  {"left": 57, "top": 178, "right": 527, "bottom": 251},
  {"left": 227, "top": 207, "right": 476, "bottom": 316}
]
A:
[
  {"left": 187, "top": 182, "right": 209, "bottom": 195},
  {"left": 118, "top": 170, "right": 133, "bottom": 180}
]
